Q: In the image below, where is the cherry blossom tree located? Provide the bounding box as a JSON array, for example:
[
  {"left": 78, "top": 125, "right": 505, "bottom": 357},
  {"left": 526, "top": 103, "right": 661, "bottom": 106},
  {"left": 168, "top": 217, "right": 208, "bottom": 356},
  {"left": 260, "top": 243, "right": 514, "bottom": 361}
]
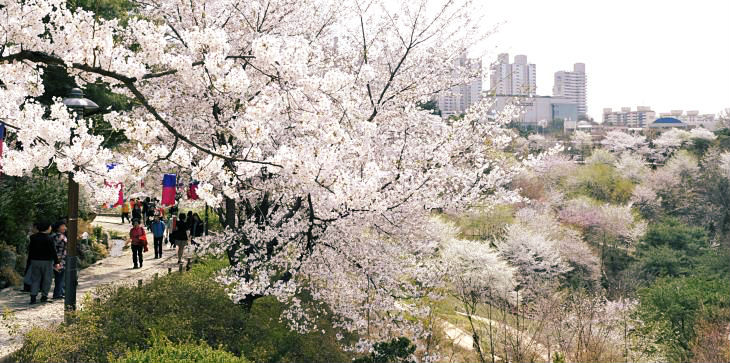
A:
[
  {"left": 600, "top": 131, "right": 647, "bottom": 155},
  {"left": 571, "top": 130, "right": 593, "bottom": 159},
  {"left": 614, "top": 152, "right": 648, "bottom": 183},
  {"left": 441, "top": 221, "right": 515, "bottom": 363},
  {"left": 495, "top": 223, "right": 572, "bottom": 300},
  {"left": 1, "top": 0, "right": 525, "bottom": 349}
]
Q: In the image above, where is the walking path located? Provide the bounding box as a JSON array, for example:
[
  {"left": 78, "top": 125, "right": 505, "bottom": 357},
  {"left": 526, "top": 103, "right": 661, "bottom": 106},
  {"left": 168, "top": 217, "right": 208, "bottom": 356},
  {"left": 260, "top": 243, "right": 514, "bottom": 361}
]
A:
[
  {"left": 455, "top": 311, "right": 550, "bottom": 362},
  {"left": 0, "top": 216, "right": 191, "bottom": 359}
]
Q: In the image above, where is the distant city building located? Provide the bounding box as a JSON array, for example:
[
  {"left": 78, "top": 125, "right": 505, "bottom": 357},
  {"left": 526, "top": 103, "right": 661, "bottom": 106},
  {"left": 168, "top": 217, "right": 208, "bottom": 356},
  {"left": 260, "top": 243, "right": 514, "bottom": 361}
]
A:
[
  {"left": 602, "top": 106, "right": 656, "bottom": 128},
  {"left": 437, "top": 54, "right": 483, "bottom": 118},
  {"left": 553, "top": 63, "right": 587, "bottom": 118},
  {"left": 489, "top": 53, "right": 537, "bottom": 96},
  {"left": 488, "top": 95, "right": 577, "bottom": 125},
  {"left": 658, "top": 110, "right": 717, "bottom": 130},
  {"left": 649, "top": 117, "right": 688, "bottom": 129}
]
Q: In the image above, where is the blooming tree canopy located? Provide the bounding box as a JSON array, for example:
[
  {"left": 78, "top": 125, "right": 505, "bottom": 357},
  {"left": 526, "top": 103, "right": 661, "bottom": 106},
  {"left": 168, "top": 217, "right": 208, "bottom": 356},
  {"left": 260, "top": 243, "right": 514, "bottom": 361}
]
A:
[
  {"left": 601, "top": 130, "right": 647, "bottom": 154},
  {"left": 0, "top": 0, "right": 526, "bottom": 348}
]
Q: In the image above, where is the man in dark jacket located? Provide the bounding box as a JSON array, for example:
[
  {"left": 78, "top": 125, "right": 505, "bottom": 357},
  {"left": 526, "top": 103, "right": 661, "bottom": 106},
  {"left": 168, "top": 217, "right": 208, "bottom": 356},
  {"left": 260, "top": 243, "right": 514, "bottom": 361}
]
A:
[{"left": 26, "top": 221, "right": 61, "bottom": 304}]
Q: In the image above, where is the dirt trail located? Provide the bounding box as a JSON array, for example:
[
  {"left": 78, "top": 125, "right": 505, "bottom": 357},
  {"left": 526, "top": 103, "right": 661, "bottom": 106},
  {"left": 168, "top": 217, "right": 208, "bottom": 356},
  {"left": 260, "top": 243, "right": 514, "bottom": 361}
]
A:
[
  {"left": 0, "top": 216, "right": 193, "bottom": 359},
  {"left": 456, "top": 311, "right": 550, "bottom": 362}
]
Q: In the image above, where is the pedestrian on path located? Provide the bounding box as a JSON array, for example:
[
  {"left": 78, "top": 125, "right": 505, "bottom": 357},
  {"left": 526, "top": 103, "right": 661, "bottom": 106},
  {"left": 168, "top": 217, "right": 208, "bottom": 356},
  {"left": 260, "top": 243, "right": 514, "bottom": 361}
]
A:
[
  {"left": 50, "top": 221, "right": 67, "bottom": 299},
  {"left": 129, "top": 219, "right": 148, "bottom": 269},
  {"left": 170, "top": 213, "right": 189, "bottom": 264},
  {"left": 190, "top": 213, "right": 203, "bottom": 246},
  {"left": 22, "top": 224, "right": 38, "bottom": 292},
  {"left": 24, "top": 221, "right": 61, "bottom": 304},
  {"left": 150, "top": 215, "right": 165, "bottom": 259},
  {"left": 131, "top": 200, "right": 142, "bottom": 224},
  {"left": 121, "top": 199, "right": 131, "bottom": 224}
]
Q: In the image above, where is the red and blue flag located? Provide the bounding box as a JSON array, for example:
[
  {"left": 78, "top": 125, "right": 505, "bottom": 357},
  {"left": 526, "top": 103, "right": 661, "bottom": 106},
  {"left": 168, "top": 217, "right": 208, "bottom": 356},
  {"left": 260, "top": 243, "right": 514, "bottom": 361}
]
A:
[{"left": 162, "top": 174, "right": 177, "bottom": 206}]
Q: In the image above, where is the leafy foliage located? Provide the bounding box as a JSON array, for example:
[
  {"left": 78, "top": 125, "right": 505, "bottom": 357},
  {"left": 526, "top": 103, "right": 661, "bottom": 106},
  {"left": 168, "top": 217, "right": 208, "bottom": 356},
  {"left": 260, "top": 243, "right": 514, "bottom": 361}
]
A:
[
  {"left": 567, "top": 163, "right": 634, "bottom": 204},
  {"left": 353, "top": 337, "right": 416, "bottom": 363},
  {"left": 112, "top": 331, "right": 249, "bottom": 363},
  {"left": 13, "top": 258, "right": 351, "bottom": 363}
]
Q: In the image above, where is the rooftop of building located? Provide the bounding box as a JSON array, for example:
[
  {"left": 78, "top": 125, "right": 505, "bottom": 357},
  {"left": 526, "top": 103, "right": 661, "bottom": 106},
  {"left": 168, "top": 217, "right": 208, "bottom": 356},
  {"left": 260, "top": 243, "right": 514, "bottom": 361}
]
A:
[{"left": 653, "top": 117, "right": 684, "bottom": 124}]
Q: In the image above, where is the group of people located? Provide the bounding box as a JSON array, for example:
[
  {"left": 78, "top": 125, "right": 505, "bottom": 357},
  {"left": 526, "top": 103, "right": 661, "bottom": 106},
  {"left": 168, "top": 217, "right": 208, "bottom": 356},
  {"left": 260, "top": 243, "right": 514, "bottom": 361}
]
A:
[
  {"left": 24, "top": 220, "right": 68, "bottom": 304},
  {"left": 127, "top": 210, "right": 205, "bottom": 269},
  {"left": 121, "top": 197, "right": 164, "bottom": 228}
]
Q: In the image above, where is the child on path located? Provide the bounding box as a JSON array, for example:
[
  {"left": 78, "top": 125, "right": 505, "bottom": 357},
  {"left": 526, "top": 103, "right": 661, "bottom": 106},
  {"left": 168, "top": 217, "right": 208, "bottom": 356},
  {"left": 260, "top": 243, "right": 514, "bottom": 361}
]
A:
[
  {"left": 50, "top": 221, "right": 67, "bottom": 299},
  {"left": 129, "top": 219, "right": 148, "bottom": 269},
  {"left": 150, "top": 215, "right": 166, "bottom": 259}
]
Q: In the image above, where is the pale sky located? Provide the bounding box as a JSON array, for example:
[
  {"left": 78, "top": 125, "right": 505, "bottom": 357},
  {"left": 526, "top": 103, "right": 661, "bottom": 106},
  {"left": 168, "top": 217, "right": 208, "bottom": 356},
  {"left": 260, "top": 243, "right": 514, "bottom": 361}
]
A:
[{"left": 476, "top": 0, "right": 730, "bottom": 121}]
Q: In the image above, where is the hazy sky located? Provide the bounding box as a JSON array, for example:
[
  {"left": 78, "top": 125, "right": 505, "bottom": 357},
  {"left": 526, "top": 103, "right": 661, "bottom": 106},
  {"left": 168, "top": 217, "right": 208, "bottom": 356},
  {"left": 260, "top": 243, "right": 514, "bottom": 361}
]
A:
[{"left": 476, "top": 0, "right": 730, "bottom": 121}]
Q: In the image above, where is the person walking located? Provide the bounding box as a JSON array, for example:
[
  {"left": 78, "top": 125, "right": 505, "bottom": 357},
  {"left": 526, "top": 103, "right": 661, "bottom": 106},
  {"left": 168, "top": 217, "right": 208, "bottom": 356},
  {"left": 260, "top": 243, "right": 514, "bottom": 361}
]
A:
[
  {"left": 22, "top": 224, "right": 38, "bottom": 292},
  {"left": 121, "top": 199, "right": 131, "bottom": 224},
  {"left": 170, "top": 213, "right": 189, "bottom": 264},
  {"left": 143, "top": 197, "right": 152, "bottom": 228},
  {"left": 50, "top": 221, "right": 67, "bottom": 299},
  {"left": 25, "top": 221, "right": 61, "bottom": 304},
  {"left": 131, "top": 200, "right": 142, "bottom": 224},
  {"left": 190, "top": 213, "right": 203, "bottom": 246},
  {"left": 150, "top": 215, "right": 166, "bottom": 259},
  {"left": 129, "top": 219, "right": 148, "bottom": 269}
]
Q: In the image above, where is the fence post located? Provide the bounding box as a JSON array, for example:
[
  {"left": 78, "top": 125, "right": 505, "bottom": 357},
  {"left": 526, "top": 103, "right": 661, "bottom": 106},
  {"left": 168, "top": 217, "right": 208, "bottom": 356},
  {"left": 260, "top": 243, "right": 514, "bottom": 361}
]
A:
[
  {"left": 137, "top": 279, "right": 142, "bottom": 288},
  {"left": 168, "top": 267, "right": 172, "bottom": 274}
]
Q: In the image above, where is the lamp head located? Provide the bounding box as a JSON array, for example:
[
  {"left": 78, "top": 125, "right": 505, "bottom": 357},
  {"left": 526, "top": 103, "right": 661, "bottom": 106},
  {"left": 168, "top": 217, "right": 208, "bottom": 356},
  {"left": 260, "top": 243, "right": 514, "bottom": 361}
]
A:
[{"left": 62, "top": 88, "right": 99, "bottom": 112}]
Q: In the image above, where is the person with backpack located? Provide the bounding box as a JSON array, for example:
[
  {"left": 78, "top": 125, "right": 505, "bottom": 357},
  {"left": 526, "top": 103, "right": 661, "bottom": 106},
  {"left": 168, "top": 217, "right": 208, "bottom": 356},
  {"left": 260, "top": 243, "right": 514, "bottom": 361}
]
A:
[
  {"left": 129, "top": 219, "right": 148, "bottom": 269},
  {"left": 25, "top": 221, "right": 61, "bottom": 304},
  {"left": 170, "top": 213, "right": 189, "bottom": 264},
  {"left": 50, "top": 221, "right": 67, "bottom": 299},
  {"left": 150, "top": 215, "right": 166, "bottom": 259}
]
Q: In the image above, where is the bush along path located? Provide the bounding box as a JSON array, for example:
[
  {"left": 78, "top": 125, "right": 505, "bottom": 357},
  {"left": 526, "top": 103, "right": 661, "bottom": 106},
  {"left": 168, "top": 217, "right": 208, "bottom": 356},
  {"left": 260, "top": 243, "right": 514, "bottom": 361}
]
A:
[{"left": 0, "top": 216, "right": 192, "bottom": 360}]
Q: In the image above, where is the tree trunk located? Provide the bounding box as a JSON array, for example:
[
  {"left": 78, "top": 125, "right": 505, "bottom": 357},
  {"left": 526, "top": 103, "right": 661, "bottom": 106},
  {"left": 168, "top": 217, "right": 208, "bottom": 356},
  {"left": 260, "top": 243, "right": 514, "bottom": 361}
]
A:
[{"left": 225, "top": 196, "right": 236, "bottom": 229}]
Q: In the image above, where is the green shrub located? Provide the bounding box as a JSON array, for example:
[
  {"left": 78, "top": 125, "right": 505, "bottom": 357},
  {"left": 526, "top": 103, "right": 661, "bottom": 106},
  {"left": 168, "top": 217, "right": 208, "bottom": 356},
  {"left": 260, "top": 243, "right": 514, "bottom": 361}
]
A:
[
  {"left": 112, "top": 332, "right": 249, "bottom": 363},
  {"left": 636, "top": 275, "right": 730, "bottom": 362},
  {"left": 14, "top": 258, "right": 352, "bottom": 363},
  {"left": 0, "top": 266, "right": 21, "bottom": 288},
  {"left": 641, "top": 218, "right": 708, "bottom": 255},
  {"left": 567, "top": 163, "right": 634, "bottom": 204},
  {"left": 353, "top": 337, "right": 416, "bottom": 363}
]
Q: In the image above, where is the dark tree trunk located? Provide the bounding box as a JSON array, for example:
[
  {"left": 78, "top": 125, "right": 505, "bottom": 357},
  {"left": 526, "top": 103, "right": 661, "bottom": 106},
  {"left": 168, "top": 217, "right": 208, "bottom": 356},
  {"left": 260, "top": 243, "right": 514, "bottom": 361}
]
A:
[{"left": 225, "top": 196, "right": 236, "bottom": 229}]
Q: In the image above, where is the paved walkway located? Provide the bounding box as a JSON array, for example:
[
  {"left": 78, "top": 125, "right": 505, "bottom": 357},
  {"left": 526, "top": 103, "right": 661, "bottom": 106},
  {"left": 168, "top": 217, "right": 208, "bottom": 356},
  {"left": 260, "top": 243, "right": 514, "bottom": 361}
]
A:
[{"left": 0, "top": 216, "right": 192, "bottom": 359}]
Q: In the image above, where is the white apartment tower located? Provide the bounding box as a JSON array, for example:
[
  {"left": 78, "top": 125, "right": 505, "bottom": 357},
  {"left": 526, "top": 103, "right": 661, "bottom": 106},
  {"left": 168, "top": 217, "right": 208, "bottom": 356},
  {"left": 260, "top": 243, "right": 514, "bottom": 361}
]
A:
[
  {"left": 553, "top": 63, "right": 587, "bottom": 118},
  {"left": 437, "top": 54, "right": 483, "bottom": 118},
  {"left": 490, "top": 53, "right": 536, "bottom": 95}
]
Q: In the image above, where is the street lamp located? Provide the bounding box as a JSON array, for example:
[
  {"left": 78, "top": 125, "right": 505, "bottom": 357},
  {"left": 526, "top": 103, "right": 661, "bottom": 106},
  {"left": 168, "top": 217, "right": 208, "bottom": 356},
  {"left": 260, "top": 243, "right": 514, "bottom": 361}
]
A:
[{"left": 62, "top": 87, "right": 98, "bottom": 316}]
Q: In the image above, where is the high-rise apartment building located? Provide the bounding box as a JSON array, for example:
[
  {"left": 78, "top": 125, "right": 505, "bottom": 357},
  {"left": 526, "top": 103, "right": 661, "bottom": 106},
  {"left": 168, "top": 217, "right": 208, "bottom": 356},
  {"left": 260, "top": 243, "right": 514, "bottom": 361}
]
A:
[
  {"left": 437, "top": 54, "right": 483, "bottom": 118},
  {"left": 489, "top": 53, "right": 536, "bottom": 96},
  {"left": 553, "top": 63, "right": 587, "bottom": 118},
  {"left": 603, "top": 106, "right": 656, "bottom": 128}
]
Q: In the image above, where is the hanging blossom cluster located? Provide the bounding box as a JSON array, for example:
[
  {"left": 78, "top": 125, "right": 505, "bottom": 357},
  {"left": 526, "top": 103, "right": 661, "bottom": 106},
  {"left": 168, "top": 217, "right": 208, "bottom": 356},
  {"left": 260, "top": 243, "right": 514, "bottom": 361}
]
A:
[{"left": 1, "top": 0, "right": 524, "bottom": 352}]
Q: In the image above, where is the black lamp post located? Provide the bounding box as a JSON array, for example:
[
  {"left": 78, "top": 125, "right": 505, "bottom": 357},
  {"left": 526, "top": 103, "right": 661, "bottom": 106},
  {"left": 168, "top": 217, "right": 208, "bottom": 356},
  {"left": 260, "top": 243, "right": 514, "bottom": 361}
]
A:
[{"left": 62, "top": 88, "right": 98, "bottom": 316}]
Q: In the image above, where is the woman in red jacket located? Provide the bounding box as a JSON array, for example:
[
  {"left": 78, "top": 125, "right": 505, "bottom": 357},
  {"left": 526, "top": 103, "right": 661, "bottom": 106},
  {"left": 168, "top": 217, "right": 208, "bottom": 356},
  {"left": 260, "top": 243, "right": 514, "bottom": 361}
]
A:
[{"left": 129, "top": 219, "right": 148, "bottom": 269}]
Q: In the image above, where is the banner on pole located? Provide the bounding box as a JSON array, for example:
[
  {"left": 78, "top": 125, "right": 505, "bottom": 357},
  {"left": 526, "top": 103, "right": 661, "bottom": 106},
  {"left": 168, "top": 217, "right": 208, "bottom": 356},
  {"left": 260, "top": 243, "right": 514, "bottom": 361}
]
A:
[{"left": 162, "top": 174, "right": 177, "bottom": 206}]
